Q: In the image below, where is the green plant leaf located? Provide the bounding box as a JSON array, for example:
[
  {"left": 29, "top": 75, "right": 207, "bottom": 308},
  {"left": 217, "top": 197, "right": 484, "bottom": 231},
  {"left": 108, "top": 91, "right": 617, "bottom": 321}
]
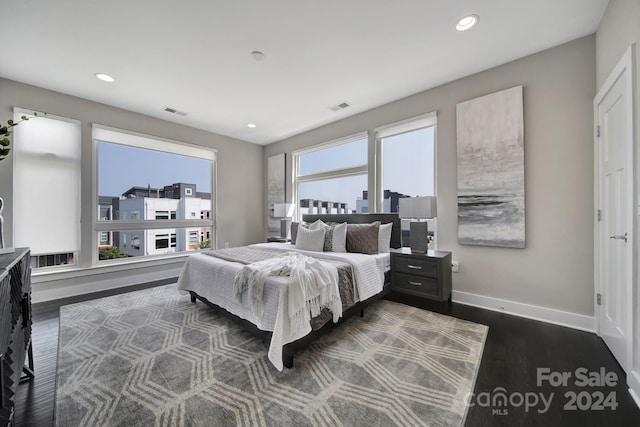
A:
[
  {"left": 0, "top": 138, "right": 10, "bottom": 146},
  {"left": 0, "top": 148, "right": 9, "bottom": 156},
  {"left": 0, "top": 127, "right": 7, "bottom": 135},
  {"left": 7, "top": 120, "right": 13, "bottom": 125}
]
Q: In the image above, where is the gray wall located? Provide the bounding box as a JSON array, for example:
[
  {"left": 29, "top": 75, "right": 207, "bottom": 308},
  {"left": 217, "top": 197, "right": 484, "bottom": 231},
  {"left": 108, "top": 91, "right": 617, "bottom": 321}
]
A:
[
  {"left": 266, "top": 35, "right": 596, "bottom": 317},
  {"left": 0, "top": 78, "right": 264, "bottom": 297}
]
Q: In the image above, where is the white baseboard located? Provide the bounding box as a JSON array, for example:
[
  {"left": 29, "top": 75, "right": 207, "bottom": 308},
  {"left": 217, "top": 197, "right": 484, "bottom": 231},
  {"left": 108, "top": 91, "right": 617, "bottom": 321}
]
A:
[
  {"left": 627, "top": 371, "right": 640, "bottom": 410},
  {"left": 452, "top": 290, "right": 596, "bottom": 333}
]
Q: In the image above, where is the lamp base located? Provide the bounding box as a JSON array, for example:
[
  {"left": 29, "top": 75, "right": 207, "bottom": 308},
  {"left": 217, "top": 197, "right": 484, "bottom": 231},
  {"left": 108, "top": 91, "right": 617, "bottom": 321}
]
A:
[
  {"left": 280, "top": 218, "right": 292, "bottom": 239},
  {"left": 410, "top": 221, "right": 428, "bottom": 253}
]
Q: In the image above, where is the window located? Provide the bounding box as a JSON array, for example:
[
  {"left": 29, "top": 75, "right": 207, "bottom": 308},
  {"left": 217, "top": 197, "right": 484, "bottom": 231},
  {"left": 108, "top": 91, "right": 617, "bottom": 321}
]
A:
[
  {"left": 31, "top": 252, "right": 74, "bottom": 269},
  {"left": 94, "top": 125, "right": 216, "bottom": 263},
  {"left": 375, "top": 112, "right": 437, "bottom": 245},
  {"left": 13, "top": 109, "right": 81, "bottom": 269},
  {"left": 376, "top": 115, "right": 435, "bottom": 212},
  {"left": 99, "top": 232, "right": 110, "bottom": 244},
  {"left": 294, "top": 133, "right": 368, "bottom": 217},
  {"left": 376, "top": 114, "right": 436, "bottom": 212},
  {"left": 155, "top": 234, "right": 170, "bottom": 249},
  {"left": 131, "top": 235, "right": 141, "bottom": 250},
  {"left": 290, "top": 112, "right": 438, "bottom": 245},
  {"left": 189, "top": 231, "right": 198, "bottom": 244},
  {"left": 155, "top": 211, "right": 170, "bottom": 220}
]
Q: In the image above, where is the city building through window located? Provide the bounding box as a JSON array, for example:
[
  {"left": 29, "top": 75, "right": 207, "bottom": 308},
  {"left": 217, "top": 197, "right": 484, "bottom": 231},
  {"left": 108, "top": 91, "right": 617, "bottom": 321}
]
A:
[{"left": 94, "top": 125, "right": 216, "bottom": 263}]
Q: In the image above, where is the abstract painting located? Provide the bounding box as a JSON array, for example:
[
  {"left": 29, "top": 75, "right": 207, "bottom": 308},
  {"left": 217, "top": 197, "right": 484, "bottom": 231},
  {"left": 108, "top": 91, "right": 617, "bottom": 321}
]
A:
[
  {"left": 267, "top": 153, "right": 285, "bottom": 232},
  {"left": 456, "top": 86, "right": 525, "bottom": 248}
]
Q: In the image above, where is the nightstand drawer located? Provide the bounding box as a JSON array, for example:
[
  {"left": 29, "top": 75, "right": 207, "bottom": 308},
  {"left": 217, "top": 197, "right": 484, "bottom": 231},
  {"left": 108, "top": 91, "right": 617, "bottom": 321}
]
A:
[
  {"left": 393, "top": 256, "right": 438, "bottom": 278},
  {"left": 393, "top": 272, "right": 439, "bottom": 297}
]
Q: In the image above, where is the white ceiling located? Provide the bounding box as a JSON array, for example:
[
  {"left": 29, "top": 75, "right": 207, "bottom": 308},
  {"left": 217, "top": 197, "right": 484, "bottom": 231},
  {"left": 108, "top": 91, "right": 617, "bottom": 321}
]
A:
[{"left": 1, "top": 0, "right": 609, "bottom": 145}]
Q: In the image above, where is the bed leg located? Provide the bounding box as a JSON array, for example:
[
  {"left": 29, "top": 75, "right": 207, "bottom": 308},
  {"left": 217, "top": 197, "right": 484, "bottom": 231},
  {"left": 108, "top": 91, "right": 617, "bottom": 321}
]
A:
[
  {"left": 190, "top": 292, "right": 196, "bottom": 303},
  {"left": 283, "top": 350, "right": 294, "bottom": 369},
  {"left": 360, "top": 309, "right": 364, "bottom": 318}
]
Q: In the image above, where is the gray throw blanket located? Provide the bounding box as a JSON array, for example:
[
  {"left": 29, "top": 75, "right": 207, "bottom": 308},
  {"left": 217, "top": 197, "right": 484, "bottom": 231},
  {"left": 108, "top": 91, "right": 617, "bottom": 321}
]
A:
[{"left": 202, "top": 247, "right": 284, "bottom": 264}]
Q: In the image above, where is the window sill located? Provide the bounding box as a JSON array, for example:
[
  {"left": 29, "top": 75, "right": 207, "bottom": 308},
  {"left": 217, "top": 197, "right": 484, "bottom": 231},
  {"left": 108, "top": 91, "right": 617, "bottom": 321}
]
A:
[{"left": 31, "top": 252, "right": 192, "bottom": 283}]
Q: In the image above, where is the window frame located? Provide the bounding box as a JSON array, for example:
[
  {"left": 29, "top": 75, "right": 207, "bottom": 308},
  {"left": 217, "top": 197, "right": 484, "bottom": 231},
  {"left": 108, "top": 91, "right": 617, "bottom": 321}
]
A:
[
  {"left": 374, "top": 112, "right": 437, "bottom": 213},
  {"left": 92, "top": 124, "right": 217, "bottom": 266},
  {"left": 290, "top": 112, "right": 438, "bottom": 243},
  {"left": 292, "top": 132, "right": 368, "bottom": 219}
]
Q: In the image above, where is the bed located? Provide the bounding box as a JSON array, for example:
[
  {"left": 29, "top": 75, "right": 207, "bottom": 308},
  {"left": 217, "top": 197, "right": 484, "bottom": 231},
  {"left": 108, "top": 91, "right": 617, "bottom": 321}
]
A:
[{"left": 176, "top": 213, "right": 401, "bottom": 370}]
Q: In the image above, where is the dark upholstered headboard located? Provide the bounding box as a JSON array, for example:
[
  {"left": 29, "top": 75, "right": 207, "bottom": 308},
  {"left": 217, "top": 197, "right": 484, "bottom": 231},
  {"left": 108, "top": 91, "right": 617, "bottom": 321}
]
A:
[{"left": 302, "top": 213, "right": 401, "bottom": 249}]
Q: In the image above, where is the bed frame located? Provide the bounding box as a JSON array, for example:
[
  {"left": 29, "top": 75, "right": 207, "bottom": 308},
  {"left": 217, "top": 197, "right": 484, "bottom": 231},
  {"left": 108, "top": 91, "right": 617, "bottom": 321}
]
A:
[{"left": 189, "top": 213, "right": 401, "bottom": 368}]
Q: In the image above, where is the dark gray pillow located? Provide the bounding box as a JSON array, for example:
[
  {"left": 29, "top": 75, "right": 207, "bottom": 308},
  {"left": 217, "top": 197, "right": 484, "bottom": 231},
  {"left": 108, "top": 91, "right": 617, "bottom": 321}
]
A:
[{"left": 346, "top": 222, "right": 380, "bottom": 254}]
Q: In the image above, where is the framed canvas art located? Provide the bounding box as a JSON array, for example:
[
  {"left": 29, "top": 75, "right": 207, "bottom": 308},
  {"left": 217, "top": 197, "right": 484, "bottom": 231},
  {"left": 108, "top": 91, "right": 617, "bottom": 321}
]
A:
[
  {"left": 456, "top": 86, "right": 525, "bottom": 248},
  {"left": 267, "top": 153, "right": 285, "bottom": 232}
]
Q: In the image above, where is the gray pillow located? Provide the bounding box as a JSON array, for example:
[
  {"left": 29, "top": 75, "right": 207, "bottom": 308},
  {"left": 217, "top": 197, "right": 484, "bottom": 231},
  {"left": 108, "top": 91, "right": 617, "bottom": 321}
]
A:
[{"left": 346, "top": 222, "right": 380, "bottom": 254}]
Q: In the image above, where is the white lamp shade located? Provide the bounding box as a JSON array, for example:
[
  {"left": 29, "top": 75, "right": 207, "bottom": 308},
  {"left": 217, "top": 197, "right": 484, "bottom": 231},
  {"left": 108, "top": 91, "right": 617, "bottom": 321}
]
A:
[
  {"left": 398, "top": 196, "right": 437, "bottom": 219},
  {"left": 273, "top": 203, "right": 296, "bottom": 218}
]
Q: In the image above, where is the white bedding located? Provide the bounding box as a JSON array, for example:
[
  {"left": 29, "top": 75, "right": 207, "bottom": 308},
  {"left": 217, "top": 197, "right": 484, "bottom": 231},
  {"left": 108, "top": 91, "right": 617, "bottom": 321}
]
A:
[{"left": 176, "top": 243, "right": 389, "bottom": 370}]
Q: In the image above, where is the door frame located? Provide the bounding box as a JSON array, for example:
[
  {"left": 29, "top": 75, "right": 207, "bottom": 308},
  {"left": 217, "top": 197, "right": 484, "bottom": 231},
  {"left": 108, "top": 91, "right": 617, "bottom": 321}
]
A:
[{"left": 593, "top": 44, "right": 636, "bottom": 374}]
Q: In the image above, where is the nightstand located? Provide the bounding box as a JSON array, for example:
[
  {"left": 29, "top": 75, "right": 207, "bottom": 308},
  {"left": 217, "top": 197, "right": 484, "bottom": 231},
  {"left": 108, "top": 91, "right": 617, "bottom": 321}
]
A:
[{"left": 390, "top": 248, "right": 452, "bottom": 302}]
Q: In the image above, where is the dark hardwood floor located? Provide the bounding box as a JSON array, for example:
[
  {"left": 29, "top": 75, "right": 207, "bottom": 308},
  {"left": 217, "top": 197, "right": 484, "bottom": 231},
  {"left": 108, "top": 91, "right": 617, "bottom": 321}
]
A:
[
  {"left": 386, "top": 293, "right": 640, "bottom": 427},
  {"left": 14, "top": 284, "right": 640, "bottom": 426}
]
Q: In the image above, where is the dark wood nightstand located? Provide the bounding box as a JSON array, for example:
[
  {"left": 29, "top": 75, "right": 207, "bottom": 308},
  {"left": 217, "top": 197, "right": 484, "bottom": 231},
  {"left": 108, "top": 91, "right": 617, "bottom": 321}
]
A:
[{"left": 390, "top": 248, "right": 452, "bottom": 302}]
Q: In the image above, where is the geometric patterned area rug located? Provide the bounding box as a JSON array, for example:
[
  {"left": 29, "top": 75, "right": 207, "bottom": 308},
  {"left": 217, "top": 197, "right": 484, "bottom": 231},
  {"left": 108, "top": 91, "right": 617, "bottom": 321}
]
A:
[{"left": 55, "top": 284, "right": 488, "bottom": 427}]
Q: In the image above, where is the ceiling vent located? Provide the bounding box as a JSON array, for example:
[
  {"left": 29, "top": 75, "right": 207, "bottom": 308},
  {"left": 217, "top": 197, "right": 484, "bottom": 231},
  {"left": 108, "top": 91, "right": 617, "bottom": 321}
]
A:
[
  {"left": 330, "top": 102, "right": 350, "bottom": 112},
  {"left": 163, "top": 106, "right": 188, "bottom": 116}
]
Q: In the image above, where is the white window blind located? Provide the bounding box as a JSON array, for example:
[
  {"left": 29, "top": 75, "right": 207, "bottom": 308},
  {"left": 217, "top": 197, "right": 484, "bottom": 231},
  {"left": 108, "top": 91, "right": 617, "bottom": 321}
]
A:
[
  {"left": 13, "top": 108, "right": 81, "bottom": 255},
  {"left": 92, "top": 124, "right": 217, "bottom": 161},
  {"left": 375, "top": 111, "right": 437, "bottom": 139}
]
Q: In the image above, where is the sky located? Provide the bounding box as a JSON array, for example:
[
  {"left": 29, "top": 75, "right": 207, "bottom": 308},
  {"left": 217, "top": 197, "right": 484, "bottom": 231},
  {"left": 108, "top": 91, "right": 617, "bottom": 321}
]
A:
[
  {"left": 98, "top": 142, "right": 212, "bottom": 197},
  {"left": 98, "top": 126, "right": 434, "bottom": 209}
]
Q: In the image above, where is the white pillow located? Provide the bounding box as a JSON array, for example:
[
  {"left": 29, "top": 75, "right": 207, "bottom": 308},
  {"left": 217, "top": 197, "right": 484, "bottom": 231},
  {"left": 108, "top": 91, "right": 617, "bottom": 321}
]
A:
[
  {"left": 307, "top": 219, "right": 326, "bottom": 230},
  {"left": 327, "top": 222, "right": 347, "bottom": 252},
  {"left": 295, "top": 226, "right": 326, "bottom": 252},
  {"left": 378, "top": 222, "right": 393, "bottom": 253}
]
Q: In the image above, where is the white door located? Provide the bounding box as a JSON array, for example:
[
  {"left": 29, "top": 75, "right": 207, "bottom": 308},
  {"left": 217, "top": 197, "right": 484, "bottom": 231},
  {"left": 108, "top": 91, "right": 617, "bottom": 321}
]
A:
[{"left": 594, "top": 46, "right": 634, "bottom": 375}]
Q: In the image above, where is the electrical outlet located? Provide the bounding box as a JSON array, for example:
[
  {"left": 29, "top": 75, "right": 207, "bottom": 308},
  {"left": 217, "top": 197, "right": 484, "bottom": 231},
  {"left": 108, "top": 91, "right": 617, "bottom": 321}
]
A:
[
  {"left": 451, "top": 260, "right": 459, "bottom": 273},
  {"left": 224, "top": 242, "right": 230, "bottom": 249}
]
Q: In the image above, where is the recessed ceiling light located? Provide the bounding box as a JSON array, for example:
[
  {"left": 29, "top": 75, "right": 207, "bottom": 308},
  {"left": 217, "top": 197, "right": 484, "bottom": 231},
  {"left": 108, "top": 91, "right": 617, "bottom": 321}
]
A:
[
  {"left": 95, "top": 73, "right": 115, "bottom": 82},
  {"left": 456, "top": 14, "right": 479, "bottom": 31},
  {"left": 250, "top": 51, "right": 265, "bottom": 61},
  {"left": 247, "top": 123, "right": 257, "bottom": 128}
]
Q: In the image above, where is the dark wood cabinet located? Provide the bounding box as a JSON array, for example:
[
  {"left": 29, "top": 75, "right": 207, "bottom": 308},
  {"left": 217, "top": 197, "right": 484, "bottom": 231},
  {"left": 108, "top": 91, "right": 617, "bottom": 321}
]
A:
[
  {"left": 390, "top": 248, "right": 452, "bottom": 302},
  {"left": 0, "top": 248, "right": 33, "bottom": 426}
]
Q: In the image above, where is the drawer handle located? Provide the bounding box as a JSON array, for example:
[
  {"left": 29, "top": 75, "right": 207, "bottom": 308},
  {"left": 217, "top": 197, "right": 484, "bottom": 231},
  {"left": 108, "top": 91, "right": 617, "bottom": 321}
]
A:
[
  {"left": 409, "top": 281, "right": 422, "bottom": 286},
  {"left": 407, "top": 264, "right": 422, "bottom": 270}
]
